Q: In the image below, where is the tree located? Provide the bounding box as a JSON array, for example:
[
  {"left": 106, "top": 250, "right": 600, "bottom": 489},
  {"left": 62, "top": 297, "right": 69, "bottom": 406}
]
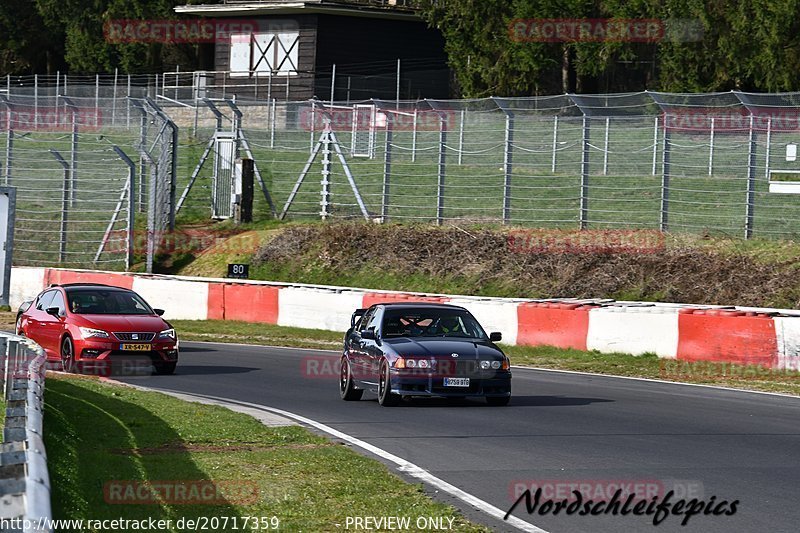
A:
[
  {"left": 34, "top": 0, "right": 205, "bottom": 73},
  {"left": 0, "top": 0, "right": 65, "bottom": 75}
]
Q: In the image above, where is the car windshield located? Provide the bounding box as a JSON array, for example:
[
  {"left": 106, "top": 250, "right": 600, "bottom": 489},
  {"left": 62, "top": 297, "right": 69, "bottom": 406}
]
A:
[
  {"left": 66, "top": 290, "right": 154, "bottom": 315},
  {"left": 381, "top": 309, "right": 487, "bottom": 339}
]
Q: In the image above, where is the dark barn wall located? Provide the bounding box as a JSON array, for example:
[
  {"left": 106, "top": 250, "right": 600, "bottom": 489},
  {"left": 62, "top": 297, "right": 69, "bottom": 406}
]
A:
[
  {"left": 314, "top": 14, "right": 449, "bottom": 100},
  {"left": 213, "top": 14, "right": 318, "bottom": 101}
]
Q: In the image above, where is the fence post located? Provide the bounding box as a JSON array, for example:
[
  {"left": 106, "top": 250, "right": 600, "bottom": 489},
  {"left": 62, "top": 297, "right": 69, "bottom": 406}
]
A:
[
  {"left": 270, "top": 98, "right": 276, "bottom": 149},
  {"left": 551, "top": 115, "right": 558, "bottom": 173},
  {"left": 112, "top": 68, "right": 118, "bottom": 127},
  {"left": 55, "top": 71, "right": 60, "bottom": 111},
  {"left": 708, "top": 117, "right": 715, "bottom": 176},
  {"left": 765, "top": 117, "right": 772, "bottom": 178},
  {"left": 3, "top": 102, "right": 12, "bottom": 185},
  {"left": 320, "top": 128, "right": 331, "bottom": 220},
  {"left": 579, "top": 116, "right": 590, "bottom": 229},
  {"left": 34, "top": 74, "right": 38, "bottom": 129},
  {"left": 457, "top": 109, "right": 465, "bottom": 166},
  {"left": 330, "top": 64, "right": 336, "bottom": 105},
  {"left": 745, "top": 115, "right": 756, "bottom": 239},
  {"left": 502, "top": 111, "right": 514, "bottom": 224},
  {"left": 382, "top": 117, "right": 392, "bottom": 222},
  {"left": 310, "top": 100, "right": 316, "bottom": 154},
  {"left": 49, "top": 150, "right": 69, "bottom": 263},
  {"left": 61, "top": 97, "right": 79, "bottom": 207},
  {"left": 396, "top": 58, "right": 401, "bottom": 107},
  {"left": 95, "top": 73, "right": 100, "bottom": 111},
  {"left": 412, "top": 109, "right": 419, "bottom": 163},
  {"left": 126, "top": 75, "right": 131, "bottom": 129},
  {"left": 436, "top": 113, "right": 447, "bottom": 225},
  {"left": 660, "top": 125, "right": 672, "bottom": 232},
  {"left": 602, "top": 117, "right": 610, "bottom": 175},
  {"left": 651, "top": 116, "right": 659, "bottom": 176}
]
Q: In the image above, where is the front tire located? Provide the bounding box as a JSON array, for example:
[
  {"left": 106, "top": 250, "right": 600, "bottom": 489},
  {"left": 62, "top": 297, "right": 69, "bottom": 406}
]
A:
[
  {"left": 61, "top": 337, "right": 76, "bottom": 373},
  {"left": 15, "top": 315, "right": 23, "bottom": 336},
  {"left": 378, "top": 361, "right": 400, "bottom": 407},
  {"left": 340, "top": 358, "right": 363, "bottom": 401}
]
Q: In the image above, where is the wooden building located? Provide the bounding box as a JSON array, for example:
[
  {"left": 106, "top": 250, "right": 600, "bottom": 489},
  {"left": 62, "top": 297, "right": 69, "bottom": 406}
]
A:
[{"left": 175, "top": 0, "right": 450, "bottom": 101}]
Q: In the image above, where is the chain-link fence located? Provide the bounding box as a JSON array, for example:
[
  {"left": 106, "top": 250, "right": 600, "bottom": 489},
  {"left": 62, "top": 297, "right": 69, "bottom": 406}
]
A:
[
  {"left": 229, "top": 91, "right": 800, "bottom": 239},
  {"left": 6, "top": 86, "right": 800, "bottom": 270},
  {"left": 0, "top": 91, "right": 176, "bottom": 270}
]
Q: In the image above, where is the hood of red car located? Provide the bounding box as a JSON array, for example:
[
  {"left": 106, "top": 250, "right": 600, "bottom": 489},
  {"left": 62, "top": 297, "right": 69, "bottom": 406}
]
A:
[{"left": 71, "top": 314, "right": 169, "bottom": 333}]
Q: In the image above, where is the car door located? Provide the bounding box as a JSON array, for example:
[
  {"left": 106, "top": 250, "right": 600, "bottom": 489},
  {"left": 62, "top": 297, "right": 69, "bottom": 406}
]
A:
[
  {"left": 347, "top": 307, "right": 374, "bottom": 383},
  {"left": 361, "top": 307, "right": 384, "bottom": 384},
  {"left": 26, "top": 290, "right": 56, "bottom": 354},
  {"left": 37, "top": 289, "right": 67, "bottom": 358}
]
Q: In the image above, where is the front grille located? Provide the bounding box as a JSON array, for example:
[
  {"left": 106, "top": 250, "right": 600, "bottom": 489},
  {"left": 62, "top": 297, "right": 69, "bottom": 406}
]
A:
[{"left": 114, "top": 332, "right": 156, "bottom": 342}]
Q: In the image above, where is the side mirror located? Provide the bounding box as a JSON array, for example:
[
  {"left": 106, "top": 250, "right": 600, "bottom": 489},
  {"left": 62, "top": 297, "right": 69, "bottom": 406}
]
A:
[
  {"left": 489, "top": 332, "right": 502, "bottom": 342},
  {"left": 360, "top": 328, "right": 376, "bottom": 341},
  {"left": 46, "top": 307, "right": 61, "bottom": 317},
  {"left": 154, "top": 309, "right": 165, "bottom": 316},
  {"left": 351, "top": 308, "right": 367, "bottom": 328}
]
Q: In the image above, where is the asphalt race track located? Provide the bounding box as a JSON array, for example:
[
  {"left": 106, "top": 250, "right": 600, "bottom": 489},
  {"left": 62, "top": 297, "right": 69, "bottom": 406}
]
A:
[{"left": 116, "top": 342, "right": 800, "bottom": 533}]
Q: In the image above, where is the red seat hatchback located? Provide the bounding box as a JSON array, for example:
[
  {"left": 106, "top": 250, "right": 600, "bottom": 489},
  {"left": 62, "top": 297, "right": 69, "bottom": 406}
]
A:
[{"left": 16, "top": 283, "right": 179, "bottom": 374}]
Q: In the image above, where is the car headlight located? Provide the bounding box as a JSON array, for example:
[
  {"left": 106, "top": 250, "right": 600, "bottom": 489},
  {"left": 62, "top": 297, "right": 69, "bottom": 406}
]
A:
[
  {"left": 158, "top": 328, "right": 176, "bottom": 340},
  {"left": 491, "top": 360, "right": 502, "bottom": 369},
  {"left": 79, "top": 327, "right": 110, "bottom": 339},
  {"left": 480, "top": 360, "right": 491, "bottom": 370}
]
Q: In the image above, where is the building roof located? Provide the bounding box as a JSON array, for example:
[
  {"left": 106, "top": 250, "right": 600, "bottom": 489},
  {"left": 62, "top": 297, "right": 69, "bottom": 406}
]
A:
[{"left": 175, "top": 0, "right": 421, "bottom": 21}]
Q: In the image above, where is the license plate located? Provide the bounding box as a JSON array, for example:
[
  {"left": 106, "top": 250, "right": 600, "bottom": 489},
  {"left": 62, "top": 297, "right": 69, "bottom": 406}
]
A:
[
  {"left": 121, "top": 343, "right": 151, "bottom": 352},
  {"left": 443, "top": 377, "right": 470, "bottom": 387}
]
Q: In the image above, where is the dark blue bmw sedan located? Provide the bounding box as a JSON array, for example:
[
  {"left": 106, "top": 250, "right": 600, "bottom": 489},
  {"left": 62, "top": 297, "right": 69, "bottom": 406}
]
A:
[{"left": 340, "top": 303, "right": 512, "bottom": 406}]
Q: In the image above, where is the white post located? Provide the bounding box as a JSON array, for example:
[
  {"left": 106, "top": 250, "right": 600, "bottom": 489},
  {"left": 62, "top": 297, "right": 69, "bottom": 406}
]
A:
[
  {"left": 95, "top": 73, "right": 100, "bottom": 111},
  {"left": 411, "top": 109, "right": 418, "bottom": 163},
  {"left": 551, "top": 115, "right": 559, "bottom": 173},
  {"left": 34, "top": 74, "right": 38, "bottom": 128},
  {"left": 765, "top": 117, "right": 772, "bottom": 178},
  {"left": 458, "top": 109, "right": 465, "bottom": 166},
  {"left": 330, "top": 64, "right": 336, "bottom": 105},
  {"left": 603, "top": 117, "right": 610, "bottom": 175},
  {"left": 708, "top": 117, "right": 715, "bottom": 176},
  {"left": 396, "top": 58, "right": 401, "bottom": 108},
  {"left": 126, "top": 74, "right": 131, "bottom": 129},
  {"left": 651, "top": 116, "right": 659, "bottom": 175},
  {"left": 55, "top": 71, "right": 60, "bottom": 111},
  {"left": 270, "top": 98, "right": 276, "bottom": 149}
]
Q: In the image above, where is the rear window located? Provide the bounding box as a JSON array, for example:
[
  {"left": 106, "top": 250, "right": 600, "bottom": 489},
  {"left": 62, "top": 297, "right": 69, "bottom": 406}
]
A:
[{"left": 66, "top": 290, "right": 154, "bottom": 315}]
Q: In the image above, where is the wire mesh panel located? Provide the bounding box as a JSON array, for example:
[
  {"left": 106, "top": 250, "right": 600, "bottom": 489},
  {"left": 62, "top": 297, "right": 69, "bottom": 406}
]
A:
[
  {"left": 8, "top": 84, "right": 800, "bottom": 271},
  {"left": 0, "top": 94, "right": 136, "bottom": 268}
]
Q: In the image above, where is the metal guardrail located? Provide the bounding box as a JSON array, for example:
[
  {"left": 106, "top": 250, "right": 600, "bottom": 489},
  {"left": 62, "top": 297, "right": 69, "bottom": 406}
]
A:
[{"left": 0, "top": 334, "right": 52, "bottom": 532}]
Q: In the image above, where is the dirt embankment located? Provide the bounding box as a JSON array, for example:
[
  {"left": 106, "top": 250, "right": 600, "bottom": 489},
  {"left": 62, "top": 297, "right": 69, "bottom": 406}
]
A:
[{"left": 251, "top": 223, "right": 800, "bottom": 309}]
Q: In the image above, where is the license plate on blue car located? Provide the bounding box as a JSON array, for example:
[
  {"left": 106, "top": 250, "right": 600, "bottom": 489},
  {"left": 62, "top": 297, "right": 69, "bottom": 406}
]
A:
[{"left": 443, "top": 377, "right": 470, "bottom": 387}]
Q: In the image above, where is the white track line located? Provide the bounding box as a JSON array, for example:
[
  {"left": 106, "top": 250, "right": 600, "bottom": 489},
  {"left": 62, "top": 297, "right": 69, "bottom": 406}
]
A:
[{"left": 128, "top": 385, "right": 547, "bottom": 533}]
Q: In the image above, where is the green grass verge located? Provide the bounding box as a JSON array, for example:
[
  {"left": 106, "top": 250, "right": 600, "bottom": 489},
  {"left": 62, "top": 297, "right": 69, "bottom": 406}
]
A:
[
  {"left": 44, "top": 374, "right": 490, "bottom": 532},
  {"left": 172, "top": 320, "right": 343, "bottom": 350},
  {"left": 173, "top": 320, "right": 800, "bottom": 397}
]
